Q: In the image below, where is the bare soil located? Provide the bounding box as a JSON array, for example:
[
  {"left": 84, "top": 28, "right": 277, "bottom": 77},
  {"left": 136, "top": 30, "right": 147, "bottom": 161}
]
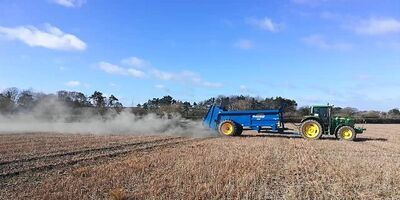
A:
[{"left": 1, "top": 124, "right": 399, "bottom": 200}]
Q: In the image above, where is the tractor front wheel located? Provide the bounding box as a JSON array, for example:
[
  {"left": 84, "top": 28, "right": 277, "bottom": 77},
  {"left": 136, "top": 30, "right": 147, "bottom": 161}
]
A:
[
  {"left": 337, "top": 126, "right": 356, "bottom": 141},
  {"left": 300, "top": 120, "right": 323, "bottom": 139},
  {"left": 218, "top": 120, "right": 240, "bottom": 136}
]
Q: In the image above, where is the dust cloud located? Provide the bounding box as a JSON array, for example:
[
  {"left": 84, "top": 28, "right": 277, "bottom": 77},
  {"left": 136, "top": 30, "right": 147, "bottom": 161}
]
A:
[{"left": 0, "top": 99, "right": 215, "bottom": 137}]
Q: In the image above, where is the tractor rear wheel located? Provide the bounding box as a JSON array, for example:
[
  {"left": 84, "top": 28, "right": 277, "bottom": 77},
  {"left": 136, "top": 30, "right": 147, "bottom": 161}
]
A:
[
  {"left": 337, "top": 126, "right": 356, "bottom": 141},
  {"left": 218, "top": 120, "right": 239, "bottom": 136},
  {"left": 300, "top": 120, "right": 323, "bottom": 139}
]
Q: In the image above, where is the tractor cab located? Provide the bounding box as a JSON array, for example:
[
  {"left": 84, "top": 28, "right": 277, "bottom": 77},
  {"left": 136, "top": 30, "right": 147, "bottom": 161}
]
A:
[{"left": 310, "top": 105, "right": 332, "bottom": 127}]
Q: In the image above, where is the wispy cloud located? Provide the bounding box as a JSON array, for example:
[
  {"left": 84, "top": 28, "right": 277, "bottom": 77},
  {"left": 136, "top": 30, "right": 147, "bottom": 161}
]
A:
[
  {"left": 98, "top": 57, "right": 223, "bottom": 88},
  {"left": 202, "top": 82, "right": 223, "bottom": 88},
  {"left": 154, "top": 84, "right": 171, "bottom": 93},
  {"left": 239, "top": 85, "right": 249, "bottom": 93},
  {"left": 302, "top": 34, "right": 352, "bottom": 50},
  {"left": 352, "top": 18, "right": 400, "bottom": 35},
  {"left": 234, "top": 39, "right": 254, "bottom": 50},
  {"left": 247, "top": 17, "right": 282, "bottom": 32},
  {"left": 98, "top": 62, "right": 146, "bottom": 78},
  {"left": 0, "top": 24, "right": 86, "bottom": 51},
  {"left": 98, "top": 62, "right": 126, "bottom": 75},
  {"left": 151, "top": 69, "right": 223, "bottom": 88},
  {"left": 238, "top": 85, "right": 259, "bottom": 96},
  {"left": 65, "top": 80, "right": 81, "bottom": 87},
  {"left": 51, "top": 0, "right": 86, "bottom": 8},
  {"left": 121, "top": 57, "right": 148, "bottom": 68},
  {"left": 151, "top": 69, "right": 187, "bottom": 81}
]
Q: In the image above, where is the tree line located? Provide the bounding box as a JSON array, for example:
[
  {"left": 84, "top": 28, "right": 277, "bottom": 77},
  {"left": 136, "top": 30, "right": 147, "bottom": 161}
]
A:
[
  {"left": 1, "top": 87, "right": 400, "bottom": 123},
  {"left": 135, "top": 94, "right": 400, "bottom": 123},
  {"left": 0, "top": 87, "right": 123, "bottom": 116}
]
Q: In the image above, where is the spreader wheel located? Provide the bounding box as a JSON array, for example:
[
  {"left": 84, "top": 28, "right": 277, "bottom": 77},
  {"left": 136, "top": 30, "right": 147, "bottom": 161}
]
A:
[
  {"left": 218, "top": 120, "right": 239, "bottom": 136},
  {"left": 236, "top": 125, "right": 243, "bottom": 136},
  {"left": 337, "top": 126, "right": 356, "bottom": 141},
  {"left": 300, "top": 120, "right": 323, "bottom": 139}
]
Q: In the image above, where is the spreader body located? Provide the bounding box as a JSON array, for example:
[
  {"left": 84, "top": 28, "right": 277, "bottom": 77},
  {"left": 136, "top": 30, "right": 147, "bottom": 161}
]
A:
[{"left": 203, "top": 105, "right": 284, "bottom": 134}]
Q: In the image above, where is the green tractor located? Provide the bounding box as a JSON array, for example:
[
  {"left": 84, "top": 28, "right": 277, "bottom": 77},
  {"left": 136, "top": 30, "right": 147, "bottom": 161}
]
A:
[{"left": 300, "top": 105, "right": 365, "bottom": 141}]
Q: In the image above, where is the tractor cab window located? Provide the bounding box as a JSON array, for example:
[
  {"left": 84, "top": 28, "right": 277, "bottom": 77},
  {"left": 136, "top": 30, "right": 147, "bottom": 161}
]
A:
[{"left": 312, "top": 107, "right": 329, "bottom": 118}]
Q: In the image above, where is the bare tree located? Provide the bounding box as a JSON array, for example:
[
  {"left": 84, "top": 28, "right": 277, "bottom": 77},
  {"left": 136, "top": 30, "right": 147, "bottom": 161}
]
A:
[
  {"left": 17, "top": 90, "right": 35, "bottom": 111},
  {"left": 0, "top": 87, "right": 19, "bottom": 113}
]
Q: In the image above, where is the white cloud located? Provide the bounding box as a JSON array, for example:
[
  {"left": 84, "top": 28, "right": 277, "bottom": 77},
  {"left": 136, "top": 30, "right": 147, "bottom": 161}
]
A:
[
  {"left": 151, "top": 70, "right": 199, "bottom": 82},
  {"left": 98, "top": 62, "right": 126, "bottom": 75},
  {"left": 98, "top": 62, "right": 145, "bottom": 78},
  {"left": 127, "top": 68, "right": 145, "bottom": 78},
  {"left": 0, "top": 24, "right": 86, "bottom": 51},
  {"left": 247, "top": 17, "right": 282, "bottom": 32},
  {"left": 65, "top": 81, "right": 80, "bottom": 87},
  {"left": 302, "top": 35, "right": 352, "bottom": 50},
  {"left": 52, "top": 0, "right": 86, "bottom": 8},
  {"left": 121, "top": 57, "right": 148, "bottom": 68},
  {"left": 234, "top": 39, "right": 253, "bottom": 50},
  {"left": 98, "top": 57, "right": 222, "bottom": 88},
  {"left": 353, "top": 18, "right": 400, "bottom": 35},
  {"left": 151, "top": 69, "right": 222, "bottom": 88},
  {"left": 151, "top": 69, "right": 177, "bottom": 81}
]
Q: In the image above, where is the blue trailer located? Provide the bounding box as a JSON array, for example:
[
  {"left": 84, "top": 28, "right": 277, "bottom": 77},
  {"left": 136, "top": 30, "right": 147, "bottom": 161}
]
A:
[{"left": 203, "top": 105, "right": 285, "bottom": 136}]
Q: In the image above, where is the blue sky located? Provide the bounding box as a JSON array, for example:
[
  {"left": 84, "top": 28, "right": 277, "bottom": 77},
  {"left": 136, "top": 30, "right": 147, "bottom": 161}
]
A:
[{"left": 0, "top": 0, "right": 399, "bottom": 110}]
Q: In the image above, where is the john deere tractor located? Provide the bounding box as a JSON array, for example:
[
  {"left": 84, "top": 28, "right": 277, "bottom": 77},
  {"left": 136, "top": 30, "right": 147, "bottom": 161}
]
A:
[{"left": 300, "top": 105, "right": 365, "bottom": 141}]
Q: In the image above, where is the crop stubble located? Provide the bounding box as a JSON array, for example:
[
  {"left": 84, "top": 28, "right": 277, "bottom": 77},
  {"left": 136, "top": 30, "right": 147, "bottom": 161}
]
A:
[{"left": 1, "top": 124, "right": 399, "bottom": 199}]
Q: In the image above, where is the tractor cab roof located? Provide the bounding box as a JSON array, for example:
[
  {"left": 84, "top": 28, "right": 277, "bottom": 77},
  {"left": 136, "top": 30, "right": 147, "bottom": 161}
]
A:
[{"left": 311, "top": 105, "right": 333, "bottom": 108}]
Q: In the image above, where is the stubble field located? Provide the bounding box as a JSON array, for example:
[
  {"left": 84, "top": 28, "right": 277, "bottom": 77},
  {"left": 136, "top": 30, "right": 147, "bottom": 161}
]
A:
[{"left": 1, "top": 124, "right": 400, "bottom": 200}]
